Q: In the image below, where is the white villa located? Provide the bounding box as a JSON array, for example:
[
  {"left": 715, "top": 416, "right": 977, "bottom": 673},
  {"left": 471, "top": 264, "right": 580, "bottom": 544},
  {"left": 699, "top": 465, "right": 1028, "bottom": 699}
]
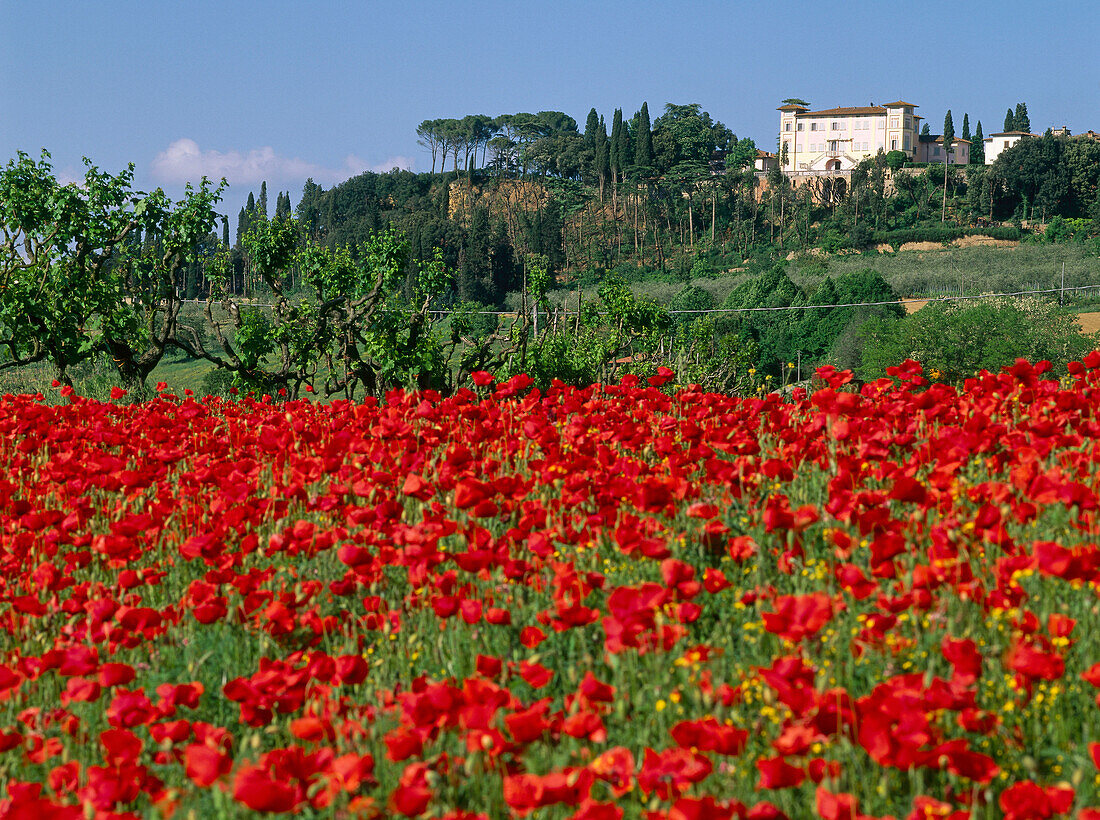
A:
[
  {"left": 982, "top": 131, "right": 1037, "bottom": 165},
  {"left": 777, "top": 100, "right": 973, "bottom": 174},
  {"left": 778, "top": 101, "right": 921, "bottom": 173}
]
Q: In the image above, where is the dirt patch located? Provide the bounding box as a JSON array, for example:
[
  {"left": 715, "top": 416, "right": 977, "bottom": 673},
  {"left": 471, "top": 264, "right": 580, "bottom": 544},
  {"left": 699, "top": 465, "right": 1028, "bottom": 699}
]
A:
[
  {"left": 897, "top": 241, "right": 945, "bottom": 253},
  {"left": 953, "top": 236, "right": 1019, "bottom": 249},
  {"left": 786, "top": 248, "right": 826, "bottom": 261},
  {"left": 1078, "top": 312, "right": 1100, "bottom": 334},
  {"left": 877, "top": 236, "right": 1020, "bottom": 254},
  {"left": 903, "top": 299, "right": 930, "bottom": 315}
]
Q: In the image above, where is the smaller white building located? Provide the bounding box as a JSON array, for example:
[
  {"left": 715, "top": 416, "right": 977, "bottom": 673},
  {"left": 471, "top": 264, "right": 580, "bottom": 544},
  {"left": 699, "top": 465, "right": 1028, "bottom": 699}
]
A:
[{"left": 983, "top": 131, "right": 1036, "bottom": 165}]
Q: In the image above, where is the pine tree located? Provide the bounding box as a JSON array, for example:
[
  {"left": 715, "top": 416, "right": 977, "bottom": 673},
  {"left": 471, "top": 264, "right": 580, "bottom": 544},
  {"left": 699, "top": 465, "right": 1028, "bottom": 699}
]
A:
[
  {"left": 633, "top": 102, "right": 653, "bottom": 173},
  {"left": 972, "top": 121, "right": 985, "bottom": 165},
  {"left": 921, "top": 122, "right": 931, "bottom": 136},
  {"left": 258, "top": 182, "right": 268, "bottom": 218},
  {"left": 1005, "top": 108, "right": 1015, "bottom": 132},
  {"left": 961, "top": 113, "right": 971, "bottom": 142},
  {"left": 1014, "top": 102, "right": 1030, "bottom": 134}
]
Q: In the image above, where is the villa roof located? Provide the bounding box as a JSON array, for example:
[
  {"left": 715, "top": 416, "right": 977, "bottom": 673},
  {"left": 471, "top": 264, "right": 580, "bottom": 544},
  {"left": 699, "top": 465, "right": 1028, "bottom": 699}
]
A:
[
  {"left": 919, "top": 134, "right": 972, "bottom": 144},
  {"left": 798, "top": 106, "right": 887, "bottom": 117},
  {"left": 883, "top": 101, "right": 919, "bottom": 108},
  {"left": 987, "top": 131, "right": 1036, "bottom": 138}
]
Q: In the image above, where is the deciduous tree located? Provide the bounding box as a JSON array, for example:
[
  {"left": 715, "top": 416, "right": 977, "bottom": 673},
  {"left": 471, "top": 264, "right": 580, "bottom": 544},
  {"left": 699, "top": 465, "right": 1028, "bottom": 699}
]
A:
[{"left": 0, "top": 150, "right": 224, "bottom": 391}]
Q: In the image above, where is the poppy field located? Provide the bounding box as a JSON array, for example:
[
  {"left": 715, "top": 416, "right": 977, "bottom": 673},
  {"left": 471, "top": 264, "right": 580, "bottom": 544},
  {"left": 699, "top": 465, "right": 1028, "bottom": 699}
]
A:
[{"left": 2, "top": 360, "right": 1100, "bottom": 820}]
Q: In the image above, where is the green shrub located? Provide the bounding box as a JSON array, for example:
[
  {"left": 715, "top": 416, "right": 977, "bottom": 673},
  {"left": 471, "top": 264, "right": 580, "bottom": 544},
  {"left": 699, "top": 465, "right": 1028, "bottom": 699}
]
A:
[{"left": 859, "top": 296, "right": 1094, "bottom": 383}]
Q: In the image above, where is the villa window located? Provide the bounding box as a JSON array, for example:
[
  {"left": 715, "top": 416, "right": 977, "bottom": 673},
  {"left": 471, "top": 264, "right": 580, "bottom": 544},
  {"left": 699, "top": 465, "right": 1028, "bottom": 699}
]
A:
[
  {"left": 797, "top": 123, "right": 804, "bottom": 131},
  {"left": 933, "top": 146, "right": 940, "bottom": 156},
  {"left": 811, "top": 122, "right": 819, "bottom": 131},
  {"left": 784, "top": 123, "right": 792, "bottom": 131},
  {"left": 890, "top": 117, "right": 899, "bottom": 128}
]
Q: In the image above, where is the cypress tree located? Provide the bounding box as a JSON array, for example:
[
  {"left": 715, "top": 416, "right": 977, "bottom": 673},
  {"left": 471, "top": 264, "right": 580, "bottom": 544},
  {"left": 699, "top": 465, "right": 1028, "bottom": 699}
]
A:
[
  {"left": 961, "top": 113, "right": 971, "bottom": 142},
  {"left": 633, "top": 102, "right": 653, "bottom": 173},
  {"left": 595, "top": 115, "right": 610, "bottom": 200},
  {"left": 297, "top": 179, "right": 322, "bottom": 237},
  {"left": 582, "top": 108, "right": 600, "bottom": 185},
  {"left": 921, "top": 122, "right": 931, "bottom": 136},
  {"left": 275, "top": 191, "right": 291, "bottom": 222},
  {"left": 236, "top": 207, "right": 247, "bottom": 246},
  {"left": 221, "top": 215, "right": 230, "bottom": 248},
  {"left": 584, "top": 108, "right": 599, "bottom": 150},
  {"left": 258, "top": 182, "right": 268, "bottom": 217},
  {"left": 1004, "top": 108, "right": 1015, "bottom": 132},
  {"left": 1014, "top": 102, "right": 1030, "bottom": 134},
  {"left": 241, "top": 192, "right": 256, "bottom": 245},
  {"left": 617, "top": 111, "right": 632, "bottom": 175},
  {"left": 943, "top": 111, "right": 954, "bottom": 150},
  {"left": 972, "top": 121, "right": 985, "bottom": 165},
  {"left": 610, "top": 109, "right": 624, "bottom": 182}
]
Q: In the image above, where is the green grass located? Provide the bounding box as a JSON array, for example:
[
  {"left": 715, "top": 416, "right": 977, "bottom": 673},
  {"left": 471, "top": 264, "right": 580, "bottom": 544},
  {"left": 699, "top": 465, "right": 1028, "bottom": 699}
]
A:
[
  {"left": 787, "top": 243, "right": 1100, "bottom": 297},
  {"left": 546, "top": 244, "right": 1100, "bottom": 312},
  {"left": 149, "top": 355, "right": 216, "bottom": 395}
]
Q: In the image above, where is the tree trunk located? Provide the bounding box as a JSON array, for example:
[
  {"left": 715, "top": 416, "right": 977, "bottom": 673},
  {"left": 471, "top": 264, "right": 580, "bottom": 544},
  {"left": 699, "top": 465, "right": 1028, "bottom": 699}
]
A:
[{"left": 688, "top": 196, "right": 694, "bottom": 250}]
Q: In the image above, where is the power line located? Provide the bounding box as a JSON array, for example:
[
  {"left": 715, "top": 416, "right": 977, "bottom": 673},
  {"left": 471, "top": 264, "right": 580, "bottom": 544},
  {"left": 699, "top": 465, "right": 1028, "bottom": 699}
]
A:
[{"left": 178, "top": 283, "right": 1100, "bottom": 316}]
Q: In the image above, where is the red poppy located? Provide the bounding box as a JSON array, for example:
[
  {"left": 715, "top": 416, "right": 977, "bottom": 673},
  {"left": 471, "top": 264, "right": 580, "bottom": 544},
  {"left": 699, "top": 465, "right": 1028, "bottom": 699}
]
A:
[
  {"left": 755, "top": 756, "right": 805, "bottom": 790},
  {"left": 185, "top": 743, "right": 231, "bottom": 787},
  {"left": 762, "top": 593, "right": 834, "bottom": 642},
  {"left": 815, "top": 787, "right": 861, "bottom": 820},
  {"left": 520, "top": 626, "right": 547, "bottom": 648},
  {"left": 519, "top": 660, "right": 554, "bottom": 689},
  {"left": 998, "top": 781, "right": 1074, "bottom": 820}
]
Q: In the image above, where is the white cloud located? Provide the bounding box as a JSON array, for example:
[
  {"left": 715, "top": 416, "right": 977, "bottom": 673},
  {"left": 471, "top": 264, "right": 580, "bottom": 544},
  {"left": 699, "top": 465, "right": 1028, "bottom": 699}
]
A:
[
  {"left": 150, "top": 139, "right": 414, "bottom": 186},
  {"left": 55, "top": 167, "right": 84, "bottom": 186}
]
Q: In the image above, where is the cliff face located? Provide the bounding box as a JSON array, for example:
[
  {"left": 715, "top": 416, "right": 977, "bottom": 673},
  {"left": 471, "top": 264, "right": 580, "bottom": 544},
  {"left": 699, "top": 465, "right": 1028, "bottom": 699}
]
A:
[{"left": 447, "top": 179, "right": 550, "bottom": 222}]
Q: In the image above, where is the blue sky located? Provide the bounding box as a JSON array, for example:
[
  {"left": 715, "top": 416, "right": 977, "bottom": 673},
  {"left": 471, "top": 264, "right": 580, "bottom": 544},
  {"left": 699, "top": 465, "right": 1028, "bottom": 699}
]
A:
[{"left": 3, "top": 0, "right": 1098, "bottom": 229}]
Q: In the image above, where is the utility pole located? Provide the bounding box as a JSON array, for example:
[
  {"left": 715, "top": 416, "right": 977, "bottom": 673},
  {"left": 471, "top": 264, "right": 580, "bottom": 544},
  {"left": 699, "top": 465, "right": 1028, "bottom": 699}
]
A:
[{"left": 941, "top": 150, "right": 951, "bottom": 223}]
